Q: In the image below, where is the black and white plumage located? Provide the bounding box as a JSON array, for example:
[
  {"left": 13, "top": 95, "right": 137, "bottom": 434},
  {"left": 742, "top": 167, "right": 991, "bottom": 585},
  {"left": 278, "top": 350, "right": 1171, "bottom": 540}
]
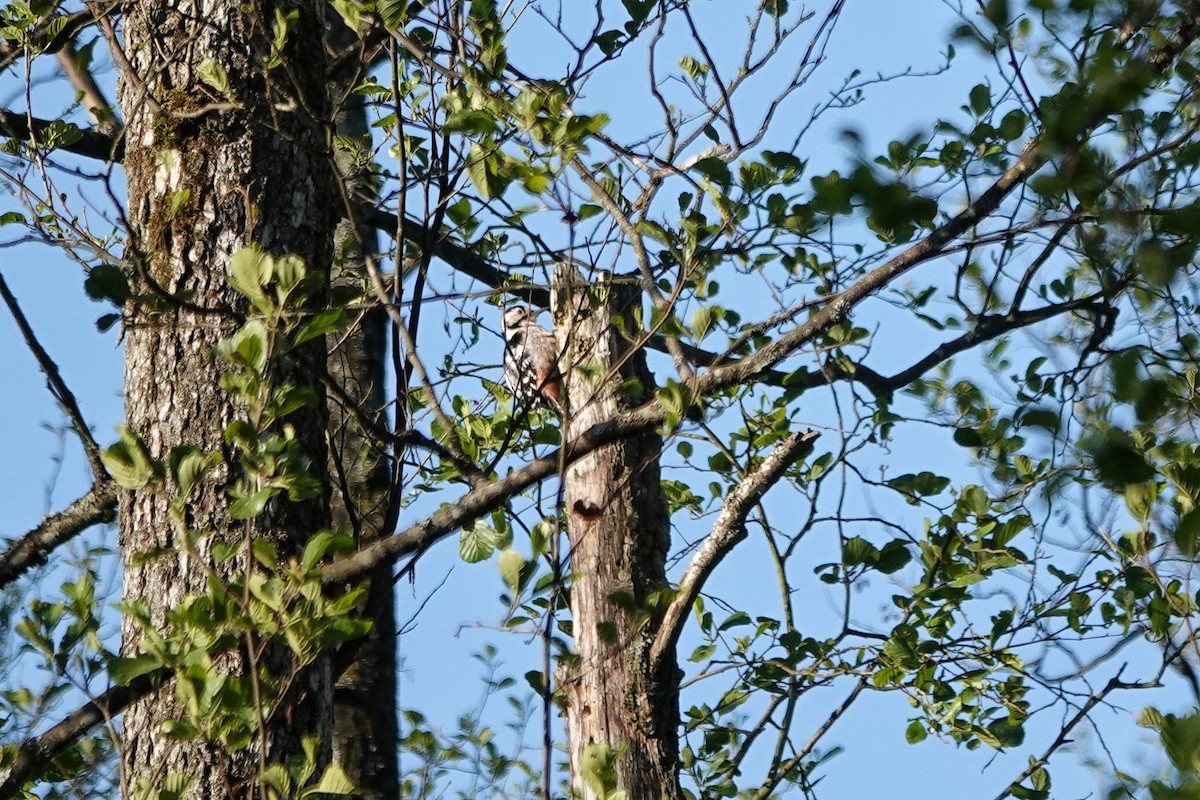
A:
[{"left": 502, "top": 306, "right": 565, "bottom": 414}]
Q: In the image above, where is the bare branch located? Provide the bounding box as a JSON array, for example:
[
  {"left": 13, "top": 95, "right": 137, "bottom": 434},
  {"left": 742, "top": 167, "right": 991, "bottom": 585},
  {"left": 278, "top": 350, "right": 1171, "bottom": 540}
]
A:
[
  {"left": 0, "top": 270, "right": 107, "bottom": 478},
  {"left": 568, "top": 154, "right": 697, "bottom": 382},
  {"left": 358, "top": 206, "right": 550, "bottom": 306},
  {"left": 55, "top": 40, "right": 120, "bottom": 135},
  {"left": 0, "top": 107, "right": 122, "bottom": 161},
  {"left": 650, "top": 429, "right": 819, "bottom": 668},
  {"left": 991, "top": 669, "right": 1152, "bottom": 800},
  {"left": 750, "top": 679, "right": 866, "bottom": 800},
  {"left": 0, "top": 669, "right": 161, "bottom": 798},
  {"left": 320, "top": 396, "right": 667, "bottom": 586},
  {"left": 841, "top": 293, "right": 1112, "bottom": 397},
  {"left": 0, "top": 9, "right": 97, "bottom": 70},
  {"left": 360, "top": 254, "right": 482, "bottom": 483},
  {"left": 0, "top": 481, "right": 118, "bottom": 588}
]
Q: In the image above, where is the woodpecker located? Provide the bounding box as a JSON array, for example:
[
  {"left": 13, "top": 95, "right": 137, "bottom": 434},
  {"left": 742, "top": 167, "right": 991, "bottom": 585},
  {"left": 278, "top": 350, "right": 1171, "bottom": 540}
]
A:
[{"left": 501, "top": 306, "right": 566, "bottom": 414}]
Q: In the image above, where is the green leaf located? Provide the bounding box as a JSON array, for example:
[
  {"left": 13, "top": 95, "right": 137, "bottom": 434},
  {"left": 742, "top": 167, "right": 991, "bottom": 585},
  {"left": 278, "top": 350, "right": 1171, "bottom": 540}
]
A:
[
  {"left": 886, "top": 472, "right": 951, "bottom": 504},
  {"left": 987, "top": 716, "right": 1026, "bottom": 748},
  {"left": 228, "top": 246, "right": 273, "bottom": 306},
  {"left": 620, "top": 0, "right": 654, "bottom": 26},
  {"left": 224, "top": 419, "right": 258, "bottom": 449},
  {"left": 329, "top": 0, "right": 362, "bottom": 32},
  {"left": 1124, "top": 566, "right": 1157, "bottom": 599},
  {"left": 101, "top": 426, "right": 160, "bottom": 490},
  {"left": 1174, "top": 508, "right": 1200, "bottom": 558},
  {"left": 38, "top": 120, "right": 83, "bottom": 149},
  {"left": 168, "top": 188, "right": 191, "bottom": 220},
  {"left": 305, "top": 764, "right": 356, "bottom": 797},
  {"left": 252, "top": 537, "right": 278, "bottom": 569},
  {"left": 1080, "top": 427, "right": 1154, "bottom": 488},
  {"left": 273, "top": 253, "right": 306, "bottom": 300},
  {"left": 168, "top": 445, "right": 213, "bottom": 497},
  {"left": 230, "top": 487, "right": 274, "bottom": 519},
  {"left": 982, "top": 0, "right": 1009, "bottom": 29},
  {"left": 459, "top": 519, "right": 497, "bottom": 563},
  {"left": 524, "top": 670, "right": 546, "bottom": 695},
  {"left": 259, "top": 765, "right": 292, "bottom": 798},
  {"left": 990, "top": 608, "right": 1014, "bottom": 645},
  {"left": 679, "top": 55, "right": 707, "bottom": 80},
  {"left": 1124, "top": 480, "right": 1157, "bottom": 523},
  {"left": 302, "top": 531, "right": 355, "bottom": 571},
  {"left": 84, "top": 263, "right": 130, "bottom": 304},
  {"left": 497, "top": 547, "right": 524, "bottom": 593},
  {"left": 843, "top": 536, "right": 878, "bottom": 567},
  {"left": 468, "top": 0, "right": 507, "bottom": 73},
  {"left": 1020, "top": 408, "right": 1061, "bottom": 434},
  {"left": 564, "top": 203, "right": 597, "bottom": 223},
  {"left": 163, "top": 774, "right": 195, "bottom": 800},
  {"left": 690, "top": 305, "right": 719, "bottom": 341},
  {"left": 594, "top": 29, "right": 624, "bottom": 55},
  {"left": 953, "top": 426, "right": 984, "bottom": 447},
  {"left": 197, "top": 60, "right": 229, "bottom": 96},
  {"left": 466, "top": 142, "right": 507, "bottom": 200},
  {"left": 108, "top": 654, "right": 162, "bottom": 685},
  {"left": 218, "top": 319, "right": 271, "bottom": 373},
  {"left": 692, "top": 156, "right": 732, "bottom": 186},
  {"left": 882, "top": 624, "right": 920, "bottom": 668},
  {"left": 293, "top": 308, "right": 349, "bottom": 346},
  {"left": 580, "top": 742, "right": 621, "bottom": 798},
  {"left": 998, "top": 109, "right": 1028, "bottom": 140},
  {"left": 905, "top": 719, "right": 928, "bottom": 744},
  {"left": 875, "top": 540, "right": 912, "bottom": 574},
  {"left": 718, "top": 611, "right": 750, "bottom": 631},
  {"left": 267, "top": 7, "right": 299, "bottom": 69},
  {"left": 443, "top": 109, "right": 500, "bottom": 135},
  {"left": 273, "top": 384, "right": 317, "bottom": 417},
  {"left": 963, "top": 484, "right": 990, "bottom": 515},
  {"left": 969, "top": 83, "right": 991, "bottom": 116},
  {"left": 377, "top": 0, "right": 410, "bottom": 28}
]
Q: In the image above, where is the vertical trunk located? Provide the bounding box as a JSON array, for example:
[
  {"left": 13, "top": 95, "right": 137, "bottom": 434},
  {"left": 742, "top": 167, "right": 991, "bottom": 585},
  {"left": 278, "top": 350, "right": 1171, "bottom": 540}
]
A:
[
  {"left": 115, "top": 0, "right": 337, "bottom": 794},
  {"left": 325, "top": 21, "right": 399, "bottom": 800},
  {"left": 554, "top": 266, "right": 682, "bottom": 800}
]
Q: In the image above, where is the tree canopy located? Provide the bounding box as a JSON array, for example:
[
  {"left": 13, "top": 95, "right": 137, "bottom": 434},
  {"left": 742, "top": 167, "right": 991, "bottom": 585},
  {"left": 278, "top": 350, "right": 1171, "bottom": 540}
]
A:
[{"left": 1, "top": 1, "right": 1200, "bottom": 799}]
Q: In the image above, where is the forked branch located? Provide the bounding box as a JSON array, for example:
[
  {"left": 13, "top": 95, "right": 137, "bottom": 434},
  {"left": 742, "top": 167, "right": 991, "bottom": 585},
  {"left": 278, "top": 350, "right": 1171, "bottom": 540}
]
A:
[{"left": 650, "top": 429, "right": 819, "bottom": 669}]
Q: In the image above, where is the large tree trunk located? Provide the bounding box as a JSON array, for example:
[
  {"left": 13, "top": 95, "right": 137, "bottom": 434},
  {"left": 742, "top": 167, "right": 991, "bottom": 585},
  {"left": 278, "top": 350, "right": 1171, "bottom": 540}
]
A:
[
  {"left": 115, "top": 0, "right": 338, "bottom": 793},
  {"left": 325, "top": 20, "right": 399, "bottom": 800},
  {"left": 554, "top": 266, "right": 683, "bottom": 800}
]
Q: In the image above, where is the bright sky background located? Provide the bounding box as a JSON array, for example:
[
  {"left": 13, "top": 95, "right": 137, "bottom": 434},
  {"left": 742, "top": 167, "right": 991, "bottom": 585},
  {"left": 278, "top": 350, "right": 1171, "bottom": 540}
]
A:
[{"left": 0, "top": 0, "right": 1192, "bottom": 797}]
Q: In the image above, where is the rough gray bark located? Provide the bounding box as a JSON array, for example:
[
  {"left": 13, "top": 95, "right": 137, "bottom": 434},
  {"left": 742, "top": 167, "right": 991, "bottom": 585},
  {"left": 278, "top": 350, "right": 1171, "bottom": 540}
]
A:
[
  {"left": 325, "top": 19, "right": 399, "bottom": 800},
  {"left": 114, "top": 0, "right": 338, "bottom": 793},
  {"left": 553, "top": 266, "right": 682, "bottom": 800}
]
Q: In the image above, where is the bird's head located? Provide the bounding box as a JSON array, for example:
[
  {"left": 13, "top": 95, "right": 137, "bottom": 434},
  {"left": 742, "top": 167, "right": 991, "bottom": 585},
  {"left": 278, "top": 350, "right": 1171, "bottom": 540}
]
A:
[{"left": 502, "top": 306, "right": 531, "bottom": 332}]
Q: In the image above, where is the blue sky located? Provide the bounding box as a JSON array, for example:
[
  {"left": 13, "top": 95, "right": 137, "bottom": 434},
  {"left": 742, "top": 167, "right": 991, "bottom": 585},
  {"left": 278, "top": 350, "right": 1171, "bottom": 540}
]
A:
[{"left": 0, "top": 0, "right": 1193, "bottom": 797}]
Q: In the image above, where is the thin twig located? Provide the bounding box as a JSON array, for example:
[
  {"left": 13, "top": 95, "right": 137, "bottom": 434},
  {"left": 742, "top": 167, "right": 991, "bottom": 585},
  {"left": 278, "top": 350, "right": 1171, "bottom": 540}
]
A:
[{"left": 0, "top": 269, "right": 107, "bottom": 478}]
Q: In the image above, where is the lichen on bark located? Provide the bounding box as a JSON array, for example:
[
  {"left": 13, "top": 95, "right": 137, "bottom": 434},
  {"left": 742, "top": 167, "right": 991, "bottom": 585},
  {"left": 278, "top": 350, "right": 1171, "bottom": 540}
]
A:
[{"left": 114, "top": 0, "right": 341, "bottom": 792}]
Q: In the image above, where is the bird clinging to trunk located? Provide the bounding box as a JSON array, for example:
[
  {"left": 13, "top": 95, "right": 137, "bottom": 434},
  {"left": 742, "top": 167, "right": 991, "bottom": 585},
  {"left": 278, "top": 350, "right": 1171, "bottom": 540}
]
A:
[{"left": 501, "top": 306, "right": 566, "bottom": 415}]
